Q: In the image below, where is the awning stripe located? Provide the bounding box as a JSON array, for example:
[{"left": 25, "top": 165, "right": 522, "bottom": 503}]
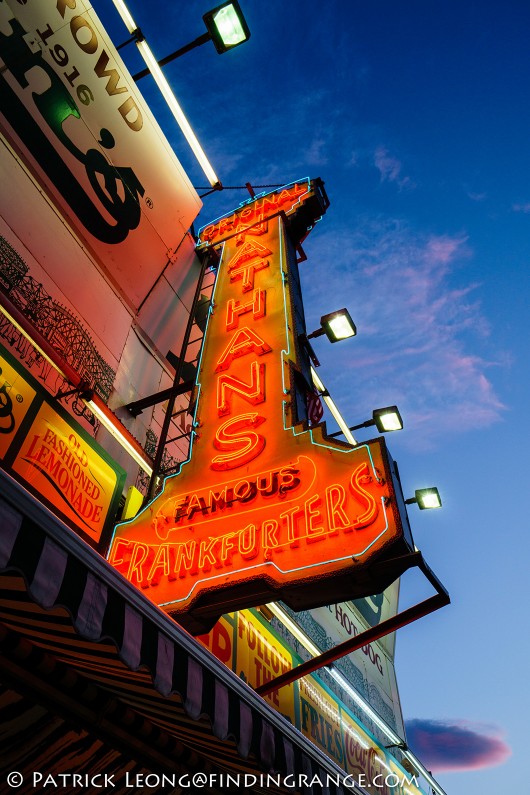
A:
[
  {"left": 302, "top": 753, "right": 315, "bottom": 794},
  {"left": 185, "top": 656, "right": 203, "bottom": 720},
  {"left": 283, "top": 736, "right": 295, "bottom": 779},
  {"left": 213, "top": 679, "right": 229, "bottom": 740},
  {"left": 0, "top": 500, "right": 22, "bottom": 567},
  {"left": 238, "top": 700, "right": 253, "bottom": 758},
  {"left": 155, "top": 631, "right": 175, "bottom": 697},
  {"left": 259, "top": 719, "right": 275, "bottom": 771},
  {"left": 121, "top": 603, "right": 143, "bottom": 670},
  {"left": 30, "top": 537, "right": 68, "bottom": 609},
  {"left": 75, "top": 572, "right": 108, "bottom": 640}
]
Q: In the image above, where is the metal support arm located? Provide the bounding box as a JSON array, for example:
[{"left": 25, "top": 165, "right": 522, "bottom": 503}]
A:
[
  {"left": 124, "top": 380, "right": 196, "bottom": 417},
  {"left": 132, "top": 32, "right": 211, "bottom": 81},
  {"left": 255, "top": 553, "right": 449, "bottom": 697}
]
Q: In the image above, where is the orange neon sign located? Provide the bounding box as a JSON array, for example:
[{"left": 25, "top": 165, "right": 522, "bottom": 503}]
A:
[{"left": 108, "top": 181, "right": 409, "bottom": 632}]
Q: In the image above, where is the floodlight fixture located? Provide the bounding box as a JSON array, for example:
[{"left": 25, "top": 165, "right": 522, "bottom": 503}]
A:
[
  {"left": 327, "top": 405, "right": 403, "bottom": 440},
  {"left": 405, "top": 487, "right": 442, "bottom": 510},
  {"left": 372, "top": 406, "right": 403, "bottom": 433},
  {"left": 307, "top": 308, "right": 357, "bottom": 343},
  {"left": 203, "top": 1, "right": 251, "bottom": 53}
]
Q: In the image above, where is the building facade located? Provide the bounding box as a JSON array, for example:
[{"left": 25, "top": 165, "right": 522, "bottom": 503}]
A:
[{"left": 0, "top": 2, "right": 447, "bottom": 794}]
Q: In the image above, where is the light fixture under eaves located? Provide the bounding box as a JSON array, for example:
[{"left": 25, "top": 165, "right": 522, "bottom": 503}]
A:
[
  {"left": 267, "top": 601, "right": 448, "bottom": 795},
  {"left": 81, "top": 390, "right": 153, "bottom": 476}
]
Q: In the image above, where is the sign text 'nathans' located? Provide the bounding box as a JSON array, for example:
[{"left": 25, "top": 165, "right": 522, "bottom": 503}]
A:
[{"left": 108, "top": 181, "right": 408, "bottom": 629}]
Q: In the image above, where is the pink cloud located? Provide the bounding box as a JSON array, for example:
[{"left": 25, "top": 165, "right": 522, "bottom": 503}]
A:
[
  {"left": 374, "top": 146, "right": 413, "bottom": 189},
  {"left": 301, "top": 218, "right": 506, "bottom": 447},
  {"left": 405, "top": 719, "right": 511, "bottom": 773},
  {"left": 424, "top": 235, "right": 465, "bottom": 264}
]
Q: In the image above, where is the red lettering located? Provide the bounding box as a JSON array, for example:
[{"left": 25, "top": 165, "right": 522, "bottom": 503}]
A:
[
  {"left": 226, "top": 239, "right": 271, "bottom": 271},
  {"left": 211, "top": 414, "right": 266, "bottom": 471},
  {"left": 350, "top": 463, "right": 380, "bottom": 528},
  {"left": 226, "top": 289, "right": 266, "bottom": 330},
  {"left": 217, "top": 362, "right": 266, "bottom": 416},
  {"left": 215, "top": 327, "right": 272, "bottom": 373}
]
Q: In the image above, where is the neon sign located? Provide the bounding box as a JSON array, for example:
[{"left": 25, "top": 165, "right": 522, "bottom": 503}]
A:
[{"left": 108, "top": 181, "right": 410, "bottom": 632}]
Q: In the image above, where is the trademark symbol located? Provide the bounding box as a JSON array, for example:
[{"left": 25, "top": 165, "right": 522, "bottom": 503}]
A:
[
  {"left": 145, "top": 197, "right": 153, "bottom": 209},
  {"left": 16, "top": 394, "right": 23, "bottom": 403}
]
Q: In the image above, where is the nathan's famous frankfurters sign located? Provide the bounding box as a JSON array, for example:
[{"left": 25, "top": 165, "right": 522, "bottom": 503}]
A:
[
  {"left": 0, "top": 343, "right": 125, "bottom": 548},
  {"left": 108, "top": 180, "right": 413, "bottom": 632}
]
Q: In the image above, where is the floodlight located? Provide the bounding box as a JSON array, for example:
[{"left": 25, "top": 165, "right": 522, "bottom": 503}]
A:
[
  {"left": 405, "top": 488, "right": 442, "bottom": 510},
  {"left": 203, "top": 1, "right": 251, "bottom": 53},
  {"left": 307, "top": 308, "right": 357, "bottom": 343},
  {"left": 327, "top": 405, "right": 403, "bottom": 440},
  {"left": 373, "top": 406, "right": 403, "bottom": 433}
]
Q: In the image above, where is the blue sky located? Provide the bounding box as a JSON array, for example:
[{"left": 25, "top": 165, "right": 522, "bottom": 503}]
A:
[{"left": 96, "top": 1, "right": 530, "bottom": 792}]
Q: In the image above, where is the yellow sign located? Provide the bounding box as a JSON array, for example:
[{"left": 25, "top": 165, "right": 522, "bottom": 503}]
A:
[
  {"left": 299, "top": 675, "right": 345, "bottom": 768},
  {"left": 236, "top": 610, "right": 295, "bottom": 719},
  {"left": 197, "top": 615, "right": 235, "bottom": 666},
  {"left": 0, "top": 352, "right": 36, "bottom": 458},
  {"left": 388, "top": 757, "right": 425, "bottom": 795},
  {"left": 0, "top": 342, "right": 126, "bottom": 548},
  {"left": 13, "top": 402, "right": 121, "bottom": 543}
]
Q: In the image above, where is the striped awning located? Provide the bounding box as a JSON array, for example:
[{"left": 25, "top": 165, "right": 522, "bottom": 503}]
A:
[{"left": 0, "top": 470, "right": 358, "bottom": 795}]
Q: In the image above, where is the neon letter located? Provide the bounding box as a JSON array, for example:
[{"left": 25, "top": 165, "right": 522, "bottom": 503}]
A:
[
  {"left": 239, "top": 524, "right": 259, "bottom": 559},
  {"left": 226, "top": 239, "right": 271, "bottom": 271},
  {"left": 217, "top": 362, "right": 266, "bottom": 416},
  {"left": 211, "top": 413, "right": 266, "bottom": 471},
  {"left": 229, "top": 261, "right": 270, "bottom": 292},
  {"left": 226, "top": 289, "right": 266, "bottom": 330},
  {"left": 262, "top": 519, "right": 280, "bottom": 552},
  {"left": 325, "top": 484, "right": 350, "bottom": 532},
  {"left": 215, "top": 327, "right": 272, "bottom": 372},
  {"left": 350, "top": 463, "right": 379, "bottom": 528},
  {"left": 305, "top": 494, "right": 325, "bottom": 540}
]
